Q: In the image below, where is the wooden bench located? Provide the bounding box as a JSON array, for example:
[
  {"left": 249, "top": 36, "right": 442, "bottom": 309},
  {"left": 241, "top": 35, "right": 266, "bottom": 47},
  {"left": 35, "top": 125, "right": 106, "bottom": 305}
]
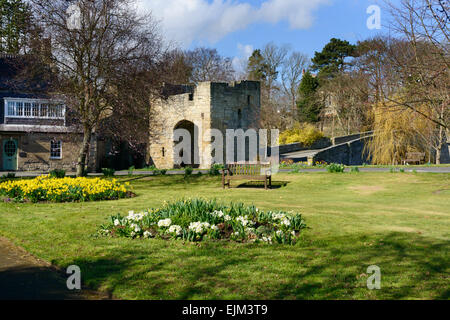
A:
[
  {"left": 402, "top": 152, "right": 426, "bottom": 165},
  {"left": 222, "top": 162, "right": 272, "bottom": 190}
]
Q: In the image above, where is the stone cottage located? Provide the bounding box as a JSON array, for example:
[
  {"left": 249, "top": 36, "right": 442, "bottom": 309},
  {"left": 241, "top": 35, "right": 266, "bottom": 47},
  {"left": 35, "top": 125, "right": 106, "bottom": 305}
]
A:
[
  {"left": 148, "top": 81, "right": 261, "bottom": 169},
  {"left": 0, "top": 53, "right": 100, "bottom": 172}
]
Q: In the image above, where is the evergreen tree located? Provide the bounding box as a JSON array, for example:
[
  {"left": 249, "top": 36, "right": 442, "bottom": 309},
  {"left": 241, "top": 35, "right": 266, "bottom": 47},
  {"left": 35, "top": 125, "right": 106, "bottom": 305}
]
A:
[
  {"left": 247, "top": 49, "right": 270, "bottom": 84},
  {"left": 297, "top": 71, "right": 321, "bottom": 123},
  {"left": 311, "top": 38, "right": 357, "bottom": 79},
  {"left": 0, "top": 0, "right": 32, "bottom": 54}
]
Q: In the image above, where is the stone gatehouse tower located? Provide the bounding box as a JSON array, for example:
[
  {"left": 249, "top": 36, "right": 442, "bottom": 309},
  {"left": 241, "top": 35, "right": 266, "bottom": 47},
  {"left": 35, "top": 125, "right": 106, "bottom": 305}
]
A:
[{"left": 148, "top": 81, "right": 261, "bottom": 169}]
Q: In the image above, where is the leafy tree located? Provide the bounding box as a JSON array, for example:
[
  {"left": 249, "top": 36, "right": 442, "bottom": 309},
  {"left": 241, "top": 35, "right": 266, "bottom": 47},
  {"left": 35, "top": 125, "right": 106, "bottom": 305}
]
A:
[
  {"left": 297, "top": 71, "right": 321, "bottom": 122},
  {"left": 0, "top": 0, "right": 32, "bottom": 54},
  {"left": 311, "top": 38, "right": 357, "bottom": 78}
]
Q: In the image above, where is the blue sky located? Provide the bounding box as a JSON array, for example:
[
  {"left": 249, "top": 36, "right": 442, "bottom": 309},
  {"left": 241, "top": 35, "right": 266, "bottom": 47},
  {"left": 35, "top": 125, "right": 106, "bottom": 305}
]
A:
[{"left": 139, "top": 0, "right": 397, "bottom": 67}]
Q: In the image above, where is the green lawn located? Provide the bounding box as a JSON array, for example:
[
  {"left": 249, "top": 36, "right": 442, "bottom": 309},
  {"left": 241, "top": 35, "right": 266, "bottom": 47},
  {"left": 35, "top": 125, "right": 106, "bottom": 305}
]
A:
[{"left": 0, "top": 172, "right": 449, "bottom": 300}]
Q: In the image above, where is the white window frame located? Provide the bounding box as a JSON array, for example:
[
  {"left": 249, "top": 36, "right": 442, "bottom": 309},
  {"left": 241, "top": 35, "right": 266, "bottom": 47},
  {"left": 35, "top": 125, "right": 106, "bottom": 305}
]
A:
[
  {"left": 4, "top": 98, "right": 66, "bottom": 122},
  {"left": 50, "top": 140, "right": 63, "bottom": 160}
]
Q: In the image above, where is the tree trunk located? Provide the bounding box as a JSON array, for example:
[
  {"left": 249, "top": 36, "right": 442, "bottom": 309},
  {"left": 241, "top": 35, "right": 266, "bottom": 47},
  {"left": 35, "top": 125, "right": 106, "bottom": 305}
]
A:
[
  {"left": 435, "top": 125, "right": 444, "bottom": 165},
  {"left": 76, "top": 127, "right": 93, "bottom": 177}
]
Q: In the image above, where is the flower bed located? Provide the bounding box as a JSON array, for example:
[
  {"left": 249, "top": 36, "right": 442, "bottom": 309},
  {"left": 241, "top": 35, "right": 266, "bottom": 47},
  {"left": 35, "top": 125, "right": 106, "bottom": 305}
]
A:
[
  {"left": 98, "top": 199, "right": 307, "bottom": 245},
  {"left": 0, "top": 176, "right": 131, "bottom": 203}
]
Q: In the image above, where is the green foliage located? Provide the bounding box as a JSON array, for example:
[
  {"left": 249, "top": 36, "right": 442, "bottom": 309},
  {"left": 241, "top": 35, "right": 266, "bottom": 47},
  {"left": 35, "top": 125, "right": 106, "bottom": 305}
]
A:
[
  {"left": 99, "top": 198, "right": 306, "bottom": 245},
  {"left": 0, "top": 0, "right": 32, "bottom": 54},
  {"left": 311, "top": 38, "right": 357, "bottom": 78},
  {"left": 184, "top": 166, "right": 193, "bottom": 177},
  {"left": 128, "top": 166, "right": 135, "bottom": 176},
  {"left": 160, "top": 169, "right": 167, "bottom": 175},
  {"left": 350, "top": 167, "right": 360, "bottom": 173},
  {"left": 49, "top": 169, "right": 66, "bottom": 179},
  {"left": 326, "top": 163, "right": 345, "bottom": 173},
  {"left": 279, "top": 123, "right": 324, "bottom": 146},
  {"left": 102, "top": 168, "right": 116, "bottom": 177},
  {"left": 0, "top": 172, "right": 15, "bottom": 182},
  {"left": 247, "top": 49, "right": 271, "bottom": 83},
  {"left": 297, "top": 71, "right": 322, "bottom": 123},
  {"left": 209, "top": 164, "right": 225, "bottom": 176}
]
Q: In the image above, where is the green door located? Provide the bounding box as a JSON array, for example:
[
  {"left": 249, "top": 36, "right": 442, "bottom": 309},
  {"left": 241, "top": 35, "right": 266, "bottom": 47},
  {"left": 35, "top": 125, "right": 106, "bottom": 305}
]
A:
[{"left": 3, "top": 139, "right": 18, "bottom": 171}]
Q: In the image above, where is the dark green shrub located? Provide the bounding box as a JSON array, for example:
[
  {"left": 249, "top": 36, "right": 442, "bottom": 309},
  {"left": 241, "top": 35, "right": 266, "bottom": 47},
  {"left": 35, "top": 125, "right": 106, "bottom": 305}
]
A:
[
  {"left": 160, "top": 169, "right": 167, "bottom": 175},
  {"left": 350, "top": 167, "right": 360, "bottom": 173},
  {"left": 128, "top": 166, "right": 135, "bottom": 176},
  {"left": 0, "top": 173, "right": 15, "bottom": 182},
  {"left": 326, "top": 163, "right": 345, "bottom": 173},
  {"left": 102, "top": 168, "right": 115, "bottom": 177},
  {"left": 49, "top": 169, "right": 66, "bottom": 178},
  {"left": 184, "top": 166, "right": 193, "bottom": 177},
  {"left": 209, "top": 164, "right": 224, "bottom": 176}
]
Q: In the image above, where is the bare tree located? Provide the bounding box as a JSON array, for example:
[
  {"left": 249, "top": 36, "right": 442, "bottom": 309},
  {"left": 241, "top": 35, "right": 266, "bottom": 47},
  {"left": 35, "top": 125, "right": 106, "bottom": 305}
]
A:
[
  {"left": 31, "top": 0, "right": 163, "bottom": 176},
  {"left": 384, "top": 0, "right": 449, "bottom": 162},
  {"left": 184, "top": 47, "right": 235, "bottom": 83},
  {"left": 261, "top": 42, "right": 289, "bottom": 102},
  {"left": 281, "top": 51, "right": 309, "bottom": 111}
]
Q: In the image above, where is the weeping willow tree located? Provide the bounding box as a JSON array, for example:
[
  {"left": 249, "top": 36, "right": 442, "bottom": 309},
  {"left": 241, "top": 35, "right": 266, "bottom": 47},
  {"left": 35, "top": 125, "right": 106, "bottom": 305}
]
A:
[{"left": 365, "top": 98, "right": 437, "bottom": 165}]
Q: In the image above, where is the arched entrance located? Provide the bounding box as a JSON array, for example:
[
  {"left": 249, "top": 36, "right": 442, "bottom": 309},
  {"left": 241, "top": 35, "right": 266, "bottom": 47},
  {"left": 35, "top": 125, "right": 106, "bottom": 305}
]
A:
[{"left": 173, "top": 120, "right": 200, "bottom": 168}]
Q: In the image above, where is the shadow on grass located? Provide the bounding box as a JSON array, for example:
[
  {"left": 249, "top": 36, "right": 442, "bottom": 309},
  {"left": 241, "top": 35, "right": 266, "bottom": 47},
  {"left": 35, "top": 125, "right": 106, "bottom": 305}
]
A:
[
  {"left": 235, "top": 181, "right": 289, "bottom": 189},
  {"left": 0, "top": 266, "right": 85, "bottom": 300},
  {"left": 63, "top": 232, "right": 449, "bottom": 300}
]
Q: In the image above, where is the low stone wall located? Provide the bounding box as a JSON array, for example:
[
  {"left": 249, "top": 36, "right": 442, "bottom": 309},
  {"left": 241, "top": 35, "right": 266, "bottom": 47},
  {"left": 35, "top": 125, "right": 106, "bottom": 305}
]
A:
[
  {"left": 270, "top": 137, "right": 332, "bottom": 156},
  {"left": 331, "top": 131, "right": 374, "bottom": 146},
  {"left": 312, "top": 136, "right": 373, "bottom": 165}
]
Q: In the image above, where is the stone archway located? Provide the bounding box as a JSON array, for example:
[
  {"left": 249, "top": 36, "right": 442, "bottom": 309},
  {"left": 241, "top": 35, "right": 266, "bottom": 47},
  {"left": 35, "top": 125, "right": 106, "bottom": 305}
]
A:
[{"left": 173, "top": 120, "right": 200, "bottom": 168}]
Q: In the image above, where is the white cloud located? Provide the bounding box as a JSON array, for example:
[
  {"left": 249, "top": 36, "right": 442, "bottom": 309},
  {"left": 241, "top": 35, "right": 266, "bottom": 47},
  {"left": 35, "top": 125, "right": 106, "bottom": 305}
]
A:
[
  {"left": 137, "top": 0, "right": 330, "bottom": 47},
  {"left": 232, "top": 43, "right": 254, "bottom": 74}
]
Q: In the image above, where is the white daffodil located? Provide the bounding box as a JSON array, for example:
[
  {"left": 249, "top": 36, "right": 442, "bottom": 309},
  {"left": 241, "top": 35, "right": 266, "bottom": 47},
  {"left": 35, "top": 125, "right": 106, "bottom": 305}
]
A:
[
  {"left": 168, "top": 225, "right": 182, "bottom": 236},
  {"left": 158, "top": 218, "right": 172, "bottom": 228},
  {"left": 143, "top": 231, "right": 151, "bottom": 238}
]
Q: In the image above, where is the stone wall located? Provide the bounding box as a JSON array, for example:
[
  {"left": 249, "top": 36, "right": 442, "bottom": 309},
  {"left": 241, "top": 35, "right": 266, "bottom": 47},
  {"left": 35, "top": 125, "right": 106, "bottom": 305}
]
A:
[
  {"left": 148, "top": 81, "right": 261, "bottom": 169},
  {"left": 331, "top": 131, "right": 374, "bottom": 145},
  {"left": 312, "top": 136, "right": 372, "bottom": 165},
  {"left": 272, "top": 137, "right": 332, "bottom": 156}
]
